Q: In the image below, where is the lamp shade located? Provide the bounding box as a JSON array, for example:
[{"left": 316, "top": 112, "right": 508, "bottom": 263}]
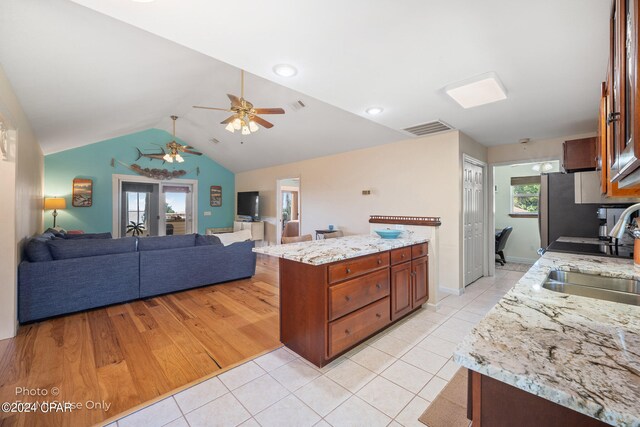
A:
[{"left": 44, "top": 197, "right": 66, "bottom": 210}]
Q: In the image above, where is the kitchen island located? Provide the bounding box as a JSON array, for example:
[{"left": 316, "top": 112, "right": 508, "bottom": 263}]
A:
[
  {"left": 254, "top": 234, "right": 430, "bottom": 367},
  {"left": 455, "top": 251, "right": 640, "bottom": 426}
]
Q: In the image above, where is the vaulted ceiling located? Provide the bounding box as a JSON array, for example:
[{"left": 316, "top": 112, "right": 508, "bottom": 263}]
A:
[{"left": 0, "top": 0, "right": 610, "bottom": 172}]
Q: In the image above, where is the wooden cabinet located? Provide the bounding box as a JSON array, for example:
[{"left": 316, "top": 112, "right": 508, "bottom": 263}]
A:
[
  {"left": 608, "top": 0, "right": 640, "bottom": 187},
  {"left": 391, "top": 262, "right": 412, "bottom": 320},
  {"left": 595, "top": 0, "right": 640, "bottom": 194},
  {"left": 391, "top": 246, "right": 429, "bottom": 321},
  {"left": 468, "top": 370, "right": 609, "bottom": 426},
  {"left": 563, "top": 137, "right": 597, "bottom": 172},
  {"left": 280, "top": 243, "right": 428, "bottom": 367}
]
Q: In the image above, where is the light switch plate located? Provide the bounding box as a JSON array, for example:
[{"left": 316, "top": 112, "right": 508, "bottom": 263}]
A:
[{"left": 203, "top": 211, "right": 212, "bottom": 216}]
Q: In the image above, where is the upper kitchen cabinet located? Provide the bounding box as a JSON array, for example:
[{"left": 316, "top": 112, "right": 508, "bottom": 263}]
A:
[
  {"left": 563, "top": 137, "right": 597, "bottom": 172},
  {"left": 599, "top": 78, "right": 640, "bottom": 196},
  {"left": 609, "top": 0, "right": 640, "bottom": 188}
]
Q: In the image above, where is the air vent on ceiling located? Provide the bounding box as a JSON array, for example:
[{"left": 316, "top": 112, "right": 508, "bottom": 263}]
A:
[
  {"left": 403, "top": 120, "right": 453, "bottom": 137},
  {"left": 289, "top": 100, "right": 306, "bottom": 111}
]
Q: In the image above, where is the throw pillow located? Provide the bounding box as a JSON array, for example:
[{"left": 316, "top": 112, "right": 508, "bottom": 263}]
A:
[
  {"left": 213, "top": 229, "right": 252, "bottom": 246},
  {"left": 25, "top": 238, "right": 53, "bottom": 262},
  {"left": 195, "top": 234, "right": 222, "bottom": 246},
  {"left": 47, "top": 237, "right": 137, "bottom": 260}
]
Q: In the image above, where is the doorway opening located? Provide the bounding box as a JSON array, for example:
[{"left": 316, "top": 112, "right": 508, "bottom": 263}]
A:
[
  {"left": 276, "top": 177, "right": 301, "bottom": 244},
  {"left": 492, "top": 160, "right": 560, "bottom": 268},
  {"left": 112, "top": 174, "right": 198, "bottom": 237},
  {"left": 462, "top": 155, "right": 487, "bottom": 287}
]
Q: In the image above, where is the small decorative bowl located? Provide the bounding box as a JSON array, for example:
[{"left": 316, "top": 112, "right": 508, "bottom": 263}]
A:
[{"left": 375, "top": 229, "right": 402, "bottom": 239}]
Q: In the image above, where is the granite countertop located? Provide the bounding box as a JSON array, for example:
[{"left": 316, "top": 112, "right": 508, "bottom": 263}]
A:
[
  {"left": 253, "top": 234, "right": 428, "bottom": 265},
  {"left": 454, "top": 252, "right": 640, "bottom": 426}
]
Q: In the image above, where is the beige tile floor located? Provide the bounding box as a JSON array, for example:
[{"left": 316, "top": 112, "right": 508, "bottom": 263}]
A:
[{"left": 110, "top": 269, "right": 524, "bottom": 427}]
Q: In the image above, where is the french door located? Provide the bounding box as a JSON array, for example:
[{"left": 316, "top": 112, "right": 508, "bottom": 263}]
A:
[{"left": 113, "top": 175, "right": 197, "bottom": 237}]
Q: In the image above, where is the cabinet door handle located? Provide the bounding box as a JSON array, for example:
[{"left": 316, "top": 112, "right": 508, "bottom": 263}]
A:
[
  {"left": 376, "top": 313, "right": 382, "bottom": 318},
  {"left": 345, "top": 295, "right": 351, "bottom": 302},
  {"left": 401, "top": 253, "right": 406, "bottom": 258},
  {"left": 377, "top": 259, "right": 382, "bottom": 265},
  {"left": 607, "top": 112, "right": 621, "bottom": 125},
  {"left": 345, "top": 329, "right": 351, "bottom": 335},
  {"left": 346, "top": 268, "right": 351, "bottom": 274},
  {"left": 376, "top": 283, "right": 382, "bottom": 289}
]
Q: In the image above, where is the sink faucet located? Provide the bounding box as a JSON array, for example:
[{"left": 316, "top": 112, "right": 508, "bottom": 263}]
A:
[{"left": 609, "top": 202, "right": 640, "bottom": 239}]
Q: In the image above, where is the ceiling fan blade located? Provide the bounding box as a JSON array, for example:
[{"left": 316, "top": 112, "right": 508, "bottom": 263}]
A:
[
  {"left": 253, "top": 108, "right": 285, "bottom": 115},
  {"left": 193, "top": 106, "right": 233, "bottom": 112},
  {"left": 251, "top": 115, "right": 274, "bottom": 129},
  {"left": 220, "top": 115, "right": 236, "bottom": 124},
  {"left": 183, "top": 149, "right": 203, "bottom": 156},
  {"left": 227, "top": 94, "right": 241, "bottom": 107}
]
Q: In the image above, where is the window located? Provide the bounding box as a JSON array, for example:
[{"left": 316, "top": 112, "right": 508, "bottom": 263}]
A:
[{"left": 510, "top": 176, "right": 540, "bottom": 217}]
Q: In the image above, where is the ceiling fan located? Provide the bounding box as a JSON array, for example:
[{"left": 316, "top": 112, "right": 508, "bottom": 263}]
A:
[
  {"left": 193, "top": 70, "right": 285, "bottom": 135},
  {"left": 164, "top": 115, "right": 202, "bottom": 163}
]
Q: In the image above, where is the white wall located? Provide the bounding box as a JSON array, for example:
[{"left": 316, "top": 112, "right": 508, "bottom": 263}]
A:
[
  {"left": 494, "top": 162, "right": 560, "bottom": 263},
  {"left": 237, "top": 130, "right": 487, "bottom": 292},
  {"left": 0, "top": 65, "right": 44, "bottom": 339},
  {"left": 488, "top": 132, "right": 595, "bottom": 165}
]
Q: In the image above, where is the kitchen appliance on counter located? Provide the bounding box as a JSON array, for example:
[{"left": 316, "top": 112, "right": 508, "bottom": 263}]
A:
[
  {"left": 539, "top": 173, "right": 601, "bottom": 249},
  {"left": 597, "top": 206, "right": 634, "bottom": 243}
]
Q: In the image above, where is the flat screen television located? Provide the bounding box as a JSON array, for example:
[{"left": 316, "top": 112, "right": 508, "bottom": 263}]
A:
[{"left": 237, "top": 191, "right": 260, "bottom": 221}]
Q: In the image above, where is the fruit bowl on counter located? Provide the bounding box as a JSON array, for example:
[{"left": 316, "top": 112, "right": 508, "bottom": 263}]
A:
[{"left": 374, "top": 229, "right": 402, "bottom": 239}]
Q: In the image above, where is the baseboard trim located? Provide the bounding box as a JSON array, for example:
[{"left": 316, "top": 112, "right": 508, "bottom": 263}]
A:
[
  {"left": 439, "top": 286, "right": 464, "bottom": 296},
  {"left": 503, "top": 256, "right": 538, "bottom": 264}
]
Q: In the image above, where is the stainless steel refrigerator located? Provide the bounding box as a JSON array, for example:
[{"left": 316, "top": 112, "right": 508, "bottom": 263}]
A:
[{"left": 539, "top": 173, "right": 601, "bottom": 248}]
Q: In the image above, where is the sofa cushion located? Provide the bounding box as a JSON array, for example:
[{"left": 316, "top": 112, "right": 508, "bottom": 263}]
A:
[
  {"left": 47, "top": 237, "right": 137, "bottom": 260},
  {"left": 137, "top": 234, "right": 196, "bottom": 251},
  {"left": 195, "top": 234, "right": 222, "bottom": 246},
  {"left": 64, "top": 232, "right": 112, "bottom": 240},
  {"left": 25, "top": 238, "right": 53, "bottom": 262}
]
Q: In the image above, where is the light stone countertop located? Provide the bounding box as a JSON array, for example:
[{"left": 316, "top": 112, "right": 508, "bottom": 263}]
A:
[
  {"left": 253, "top": 233, "right": 428, "bottom": 265},
  {"left": 454, "top": 252, "right": 640, "bottom": 426}
]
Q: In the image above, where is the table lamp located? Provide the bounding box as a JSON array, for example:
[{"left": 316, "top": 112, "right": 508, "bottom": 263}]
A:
[{"left": 44, "top": 197, "right": 66, "bottom": 228}]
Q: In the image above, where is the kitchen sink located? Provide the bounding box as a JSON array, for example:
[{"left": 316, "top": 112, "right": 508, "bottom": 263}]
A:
[{"left": 543, "top": 270, "right": 640, "bottom": 306}]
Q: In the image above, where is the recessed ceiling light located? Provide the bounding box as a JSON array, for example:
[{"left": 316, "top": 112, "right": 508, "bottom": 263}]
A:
[
  {"left": 365, "top": 107, "right": 384, "bottom": 115},
  {"left": 273, "top": 64, "right": 298, "bottom": 77},
  {"left": 444, "top": 72, "right": 507, "bottom": 109}
]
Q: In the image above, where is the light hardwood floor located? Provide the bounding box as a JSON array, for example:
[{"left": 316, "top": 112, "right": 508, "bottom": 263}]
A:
[{"left": 0, "top": 255, "right": 280, "bottom": 427}]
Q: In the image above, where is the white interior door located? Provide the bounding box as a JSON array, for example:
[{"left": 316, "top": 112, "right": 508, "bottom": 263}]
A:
[{"left": 464, "top": 160, "right": 485, "bottom": 285}]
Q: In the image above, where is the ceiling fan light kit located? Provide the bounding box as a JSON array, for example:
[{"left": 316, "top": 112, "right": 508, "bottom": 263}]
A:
[
  {"left": 162, "top": 115, "right": 202, "bottom": 163},
  {"left": 194, "top": 70, "right": 285, "bottom": 137}
]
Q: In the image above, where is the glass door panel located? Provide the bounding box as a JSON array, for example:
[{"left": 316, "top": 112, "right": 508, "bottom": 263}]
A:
[
  {"left": 121, "top": 182, "right": 159, "bottom": 237},
  {"left": 162, "top": 185, "right": 193, "bottom": 235}
]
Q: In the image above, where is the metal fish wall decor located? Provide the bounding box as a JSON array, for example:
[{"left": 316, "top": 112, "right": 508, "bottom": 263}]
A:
[
  {"left": 130, "top": 164, "right": 187, "bottom": 180},
  {"left": 136, "top": 147, "right": 167, "bottom": 163}
]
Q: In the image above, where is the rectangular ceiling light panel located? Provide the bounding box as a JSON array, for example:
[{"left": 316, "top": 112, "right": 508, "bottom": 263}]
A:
[{"left": 445, "top": 72, "right": 507, "bottom": 109}]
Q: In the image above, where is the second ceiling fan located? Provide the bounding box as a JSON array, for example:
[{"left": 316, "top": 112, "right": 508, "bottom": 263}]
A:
[{"left": 193, "top": 70, "right": 285, "bottom": 135}]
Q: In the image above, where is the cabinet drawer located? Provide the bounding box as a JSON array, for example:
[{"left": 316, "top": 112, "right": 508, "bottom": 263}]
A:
[
  {"left": 328, "top": 297, "right": 390, "bottom": 358},
  {"left": 390, "top": 247, "right": 411, "bottom": 265},
  {"left": 328, "top": 252, "right": 390, "bottom": 284},
  {"left": 328, "top": 269, "right": 390, "bottom": 321},
  {"left": 411, "top": 243, "right": 428, "bottom": 259}
]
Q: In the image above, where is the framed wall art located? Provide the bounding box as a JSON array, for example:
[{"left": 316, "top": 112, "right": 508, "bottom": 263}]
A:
[
  {"left": 210, "top": 185, "right": 222, "bottom": 207},
  {"left": 72, "top": 178, "right": 93, "bottom": 207}
]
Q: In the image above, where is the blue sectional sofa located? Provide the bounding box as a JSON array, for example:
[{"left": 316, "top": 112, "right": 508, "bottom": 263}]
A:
[{"left": 18, "top": 232, "right": 256, "bottom": 323}]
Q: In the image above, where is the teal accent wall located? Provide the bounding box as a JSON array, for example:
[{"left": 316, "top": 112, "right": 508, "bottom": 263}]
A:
[{"left": 44, "top": 128, "right": 235, "bottom": 234}]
